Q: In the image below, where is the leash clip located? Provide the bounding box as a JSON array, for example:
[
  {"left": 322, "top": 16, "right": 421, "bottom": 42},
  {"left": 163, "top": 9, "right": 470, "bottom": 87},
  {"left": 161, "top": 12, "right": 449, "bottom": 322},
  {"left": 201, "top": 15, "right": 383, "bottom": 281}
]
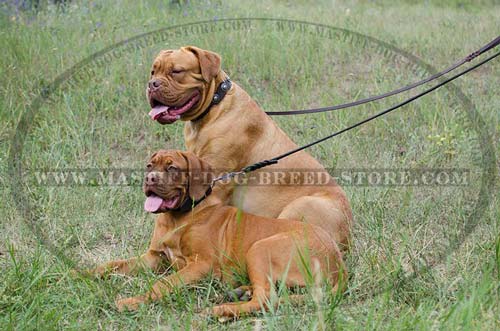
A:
[{"left": 210, "top": 170, "right": 246, "bottom": 188}]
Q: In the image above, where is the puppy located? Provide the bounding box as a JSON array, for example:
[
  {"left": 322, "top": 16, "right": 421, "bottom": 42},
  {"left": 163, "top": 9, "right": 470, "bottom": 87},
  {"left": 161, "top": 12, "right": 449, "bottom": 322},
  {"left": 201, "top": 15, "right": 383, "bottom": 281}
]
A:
[{"left": 93, "top": 150, "right": 346, "bottom": 317}]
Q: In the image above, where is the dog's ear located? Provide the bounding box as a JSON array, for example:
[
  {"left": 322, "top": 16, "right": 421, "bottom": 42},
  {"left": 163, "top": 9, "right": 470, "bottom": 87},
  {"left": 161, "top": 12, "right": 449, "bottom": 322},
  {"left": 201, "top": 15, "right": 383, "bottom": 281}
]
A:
[
  {"left": 180, "top": 151, "right": 214, "bottom": 201},
  {"left": 184, "top": 46, "right": 221, "bottom": 82}
]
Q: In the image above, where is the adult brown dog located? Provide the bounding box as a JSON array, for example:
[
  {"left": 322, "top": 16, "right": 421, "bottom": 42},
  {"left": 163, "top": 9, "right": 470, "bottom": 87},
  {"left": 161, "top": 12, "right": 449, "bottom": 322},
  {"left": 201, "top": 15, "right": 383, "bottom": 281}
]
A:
[
  {"left": 93, "top": 150, "right": 346, "bottom": 317},
  {"left": 146, "top": 46, "right": 352, "bottom": 250}
]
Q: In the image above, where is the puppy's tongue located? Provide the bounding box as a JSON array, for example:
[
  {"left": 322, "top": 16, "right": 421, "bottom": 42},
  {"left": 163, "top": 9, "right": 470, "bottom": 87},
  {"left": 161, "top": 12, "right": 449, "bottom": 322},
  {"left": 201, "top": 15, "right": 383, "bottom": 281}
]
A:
[
  {"left": 148, "top": 105, "right": 169, "bottom": 120},
  {"left": 144, "top": 195, "right": 164, "bottom": 212}
]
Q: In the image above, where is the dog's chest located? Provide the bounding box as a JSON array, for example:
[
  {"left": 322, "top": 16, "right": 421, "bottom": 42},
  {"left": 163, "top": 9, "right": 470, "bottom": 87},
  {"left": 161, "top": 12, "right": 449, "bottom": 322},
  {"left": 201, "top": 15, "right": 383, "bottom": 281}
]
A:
[
  {"left": 184, "top": 123, "right": 213, "bottom": 154},
  {"left": 157, "top": 231, "right": 187, "bottom": 269},
  {"left": 184, "top": 122, "right": 248, "bottom": 168}
]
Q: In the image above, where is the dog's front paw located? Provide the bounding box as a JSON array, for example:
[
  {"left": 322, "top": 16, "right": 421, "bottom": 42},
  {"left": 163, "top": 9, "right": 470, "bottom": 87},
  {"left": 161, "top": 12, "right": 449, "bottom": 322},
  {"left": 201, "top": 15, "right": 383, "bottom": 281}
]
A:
[
  {"left": 89, "top": 264, "right": 117, "bottom": 278},
  {"left": 115, "top": 296, "right": 146, "bottom": 312}
]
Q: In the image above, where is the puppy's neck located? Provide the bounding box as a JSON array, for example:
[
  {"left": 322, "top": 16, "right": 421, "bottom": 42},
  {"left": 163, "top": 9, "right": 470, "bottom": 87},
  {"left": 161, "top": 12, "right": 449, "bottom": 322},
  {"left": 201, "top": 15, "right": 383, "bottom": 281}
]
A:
[{"left": 166, "top": 186, "right": 226, "bottom": 223}]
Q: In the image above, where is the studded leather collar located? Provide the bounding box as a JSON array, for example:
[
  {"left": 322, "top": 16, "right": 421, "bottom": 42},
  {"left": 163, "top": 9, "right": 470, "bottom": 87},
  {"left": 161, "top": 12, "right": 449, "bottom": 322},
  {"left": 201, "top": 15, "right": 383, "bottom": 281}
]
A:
[
  {"left": 192, "top": 77, "right": 232, "bottom": 122},
  {"left": 171, "top": 186, "right": 213, "bottom": 213}
]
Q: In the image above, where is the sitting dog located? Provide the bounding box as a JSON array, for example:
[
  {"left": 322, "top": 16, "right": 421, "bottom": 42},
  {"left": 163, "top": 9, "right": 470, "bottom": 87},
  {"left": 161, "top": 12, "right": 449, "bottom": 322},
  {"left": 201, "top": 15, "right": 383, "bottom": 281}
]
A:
[
  {"left": 92, "top": 150, "right": 346, "bottom": 317},
  {"left": 146, "top": 46, "right": 353, "bottom": 251}
]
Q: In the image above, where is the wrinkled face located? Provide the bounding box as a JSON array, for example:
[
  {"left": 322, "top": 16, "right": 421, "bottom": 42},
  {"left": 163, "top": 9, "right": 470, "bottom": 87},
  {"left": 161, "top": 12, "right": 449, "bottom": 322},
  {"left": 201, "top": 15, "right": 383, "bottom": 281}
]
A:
[
  {"left": 143, "top": 150, "right": 189, "bottom": 213},
  {"left": 146, "top": 46, "right": 221, "bottom": 124},
  {"left": 143, "top": 149, "right": 213, "bottom": 213}
]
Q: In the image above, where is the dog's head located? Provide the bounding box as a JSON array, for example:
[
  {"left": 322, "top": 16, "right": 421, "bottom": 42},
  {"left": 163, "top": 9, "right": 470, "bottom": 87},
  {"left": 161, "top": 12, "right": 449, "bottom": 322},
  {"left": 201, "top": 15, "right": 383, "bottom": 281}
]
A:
[
  {"left": 143, "top": 150, "right": 213, "bottom": 213},
  {"left": 146, "top": 46, "right": 222, "bottom": 124}
]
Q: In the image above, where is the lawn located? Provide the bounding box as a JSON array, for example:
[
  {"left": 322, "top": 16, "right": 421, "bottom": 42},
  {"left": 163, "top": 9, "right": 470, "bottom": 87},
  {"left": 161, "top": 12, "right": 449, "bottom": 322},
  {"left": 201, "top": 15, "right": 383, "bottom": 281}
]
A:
[{"left": 1, "top": 0, "right": 499, "bottom": 330}]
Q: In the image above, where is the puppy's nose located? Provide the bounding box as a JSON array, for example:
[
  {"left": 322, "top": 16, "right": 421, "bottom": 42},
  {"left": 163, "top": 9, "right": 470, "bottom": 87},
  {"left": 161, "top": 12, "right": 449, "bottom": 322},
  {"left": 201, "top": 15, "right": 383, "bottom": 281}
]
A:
[
  {"left": 145, "top": 172, "right": 159, "bottom": 186},
  {"left": 148, "top": 79, "right": 161, "bottom": 90}
]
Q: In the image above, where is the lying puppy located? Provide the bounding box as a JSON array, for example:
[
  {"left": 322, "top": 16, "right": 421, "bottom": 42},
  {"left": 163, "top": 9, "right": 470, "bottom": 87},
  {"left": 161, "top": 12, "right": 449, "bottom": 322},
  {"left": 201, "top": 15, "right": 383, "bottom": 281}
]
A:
[
  {"left": 146, "top": 46, "right": 353, "bottom": 251},
  {"left": 93, "top": 150, "right": 346, "bottom": 317}
]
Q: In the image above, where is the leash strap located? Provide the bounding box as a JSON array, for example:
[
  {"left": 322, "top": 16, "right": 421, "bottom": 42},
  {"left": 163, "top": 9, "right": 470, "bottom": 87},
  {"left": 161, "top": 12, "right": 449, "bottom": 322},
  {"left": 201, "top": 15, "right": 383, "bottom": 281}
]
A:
[
  {"left": 218, "top": 49, "right": 500, "bottom": 177},
  {"left": 266, "top": 35, "right": 500, "bottom": 116}
]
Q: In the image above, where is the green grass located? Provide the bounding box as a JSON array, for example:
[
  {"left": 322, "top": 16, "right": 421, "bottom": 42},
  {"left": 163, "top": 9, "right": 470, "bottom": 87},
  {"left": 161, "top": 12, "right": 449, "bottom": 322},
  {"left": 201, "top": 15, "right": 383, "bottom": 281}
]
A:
[{"left": 1, "top": 0, "right": 499, "bottom": 330}]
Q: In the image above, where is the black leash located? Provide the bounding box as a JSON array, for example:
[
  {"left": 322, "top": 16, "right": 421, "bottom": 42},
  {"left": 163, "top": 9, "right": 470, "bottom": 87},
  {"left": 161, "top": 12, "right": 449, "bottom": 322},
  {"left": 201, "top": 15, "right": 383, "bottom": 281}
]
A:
[
  {"left": 265, "top": 35, "right": 500, "bottom": 116},
  {"left": 210, "top": 49, "right": 500, "bottom": 185}
]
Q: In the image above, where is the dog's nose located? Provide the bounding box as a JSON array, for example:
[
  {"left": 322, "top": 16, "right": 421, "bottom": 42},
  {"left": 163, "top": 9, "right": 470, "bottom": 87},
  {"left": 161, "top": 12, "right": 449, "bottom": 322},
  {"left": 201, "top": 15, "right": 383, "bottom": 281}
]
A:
[
  {"left": 148, "top": 79, "right": 161, "bottom": 90},
  {"left": 145, "top": 172, "right": 159, "bottom": 186}
]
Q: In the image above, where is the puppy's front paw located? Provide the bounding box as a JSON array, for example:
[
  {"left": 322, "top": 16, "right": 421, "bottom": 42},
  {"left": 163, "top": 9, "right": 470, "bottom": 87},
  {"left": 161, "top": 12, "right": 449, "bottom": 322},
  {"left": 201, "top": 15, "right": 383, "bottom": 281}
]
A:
[
  {"left": 115, "top": 296, "right": 146, "bottom": 312},
  {"left": 89, "top": 265, "right": 114, "bottom": 278}
]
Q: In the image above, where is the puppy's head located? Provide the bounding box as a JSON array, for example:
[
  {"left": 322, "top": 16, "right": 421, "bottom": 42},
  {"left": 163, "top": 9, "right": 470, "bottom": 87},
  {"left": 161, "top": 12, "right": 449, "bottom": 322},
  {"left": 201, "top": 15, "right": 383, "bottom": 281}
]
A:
[
  {"left": 146, "top": 46, "right": 222, "bottom": 124},
  {"left": 143, "top": 150, "right": 213, "bottom": 213}
]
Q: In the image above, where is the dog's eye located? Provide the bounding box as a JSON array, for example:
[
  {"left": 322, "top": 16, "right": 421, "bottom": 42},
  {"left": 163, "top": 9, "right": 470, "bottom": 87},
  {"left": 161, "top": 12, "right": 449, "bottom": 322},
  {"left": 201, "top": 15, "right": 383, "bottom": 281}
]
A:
[
  {"left": 166, "top": 165, "right": 178, "bottom": 172},
  {"left": 171, "top": 68, "right": 184, "bottom": 74},
  {"left": 150, "top": 70, "right": 154, "bottom": 76},
  {"left": 146, "top": 163, "right": 152, "bottom": 170}
]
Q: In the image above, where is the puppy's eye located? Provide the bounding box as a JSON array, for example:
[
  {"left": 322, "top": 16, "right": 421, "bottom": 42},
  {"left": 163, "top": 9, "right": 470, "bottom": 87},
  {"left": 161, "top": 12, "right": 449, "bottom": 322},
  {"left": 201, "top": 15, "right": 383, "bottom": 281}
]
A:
[
  {"left": 146, "top": 163, "right": 152, "bottom": 170},
  {"left": 171, "top": 68, "right": 184, "bottom": 74},
  {"left": 150, "top": 70, "right": 154, "bottom": 76},
  {"left": 166, "top": 165, "right": 178, "bottom": 172}
]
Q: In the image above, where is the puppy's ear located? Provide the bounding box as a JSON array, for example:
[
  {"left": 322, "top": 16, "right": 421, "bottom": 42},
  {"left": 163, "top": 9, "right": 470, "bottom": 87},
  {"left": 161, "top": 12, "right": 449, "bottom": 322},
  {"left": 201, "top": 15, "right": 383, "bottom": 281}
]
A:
[
  {"left": 184, "top": 46, "right": 221, "bottom": 82},
  {"left": 180, "top": 151, "right": 214, "bottom": 201}
]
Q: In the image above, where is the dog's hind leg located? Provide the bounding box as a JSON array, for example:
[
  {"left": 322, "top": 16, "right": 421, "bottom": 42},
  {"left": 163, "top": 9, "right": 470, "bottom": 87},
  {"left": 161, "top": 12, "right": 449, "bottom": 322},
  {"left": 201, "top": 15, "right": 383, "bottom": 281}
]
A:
[
  {"left": 210, "top": 234, "right": 308, "bottom": 317},
  {"left": 277, "top": 193, "right": 352, "bottom": 252}
]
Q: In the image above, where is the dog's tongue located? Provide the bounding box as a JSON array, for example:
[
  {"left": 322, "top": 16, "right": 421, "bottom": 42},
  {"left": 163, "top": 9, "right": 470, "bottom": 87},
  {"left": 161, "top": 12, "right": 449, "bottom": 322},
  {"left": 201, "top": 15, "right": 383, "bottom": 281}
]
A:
[
  {"left": 144, "top": 195, "right": 164, "bottom": 212},
  {"left": 148, "top": 105, "right": 169, "bottom": 120}
]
